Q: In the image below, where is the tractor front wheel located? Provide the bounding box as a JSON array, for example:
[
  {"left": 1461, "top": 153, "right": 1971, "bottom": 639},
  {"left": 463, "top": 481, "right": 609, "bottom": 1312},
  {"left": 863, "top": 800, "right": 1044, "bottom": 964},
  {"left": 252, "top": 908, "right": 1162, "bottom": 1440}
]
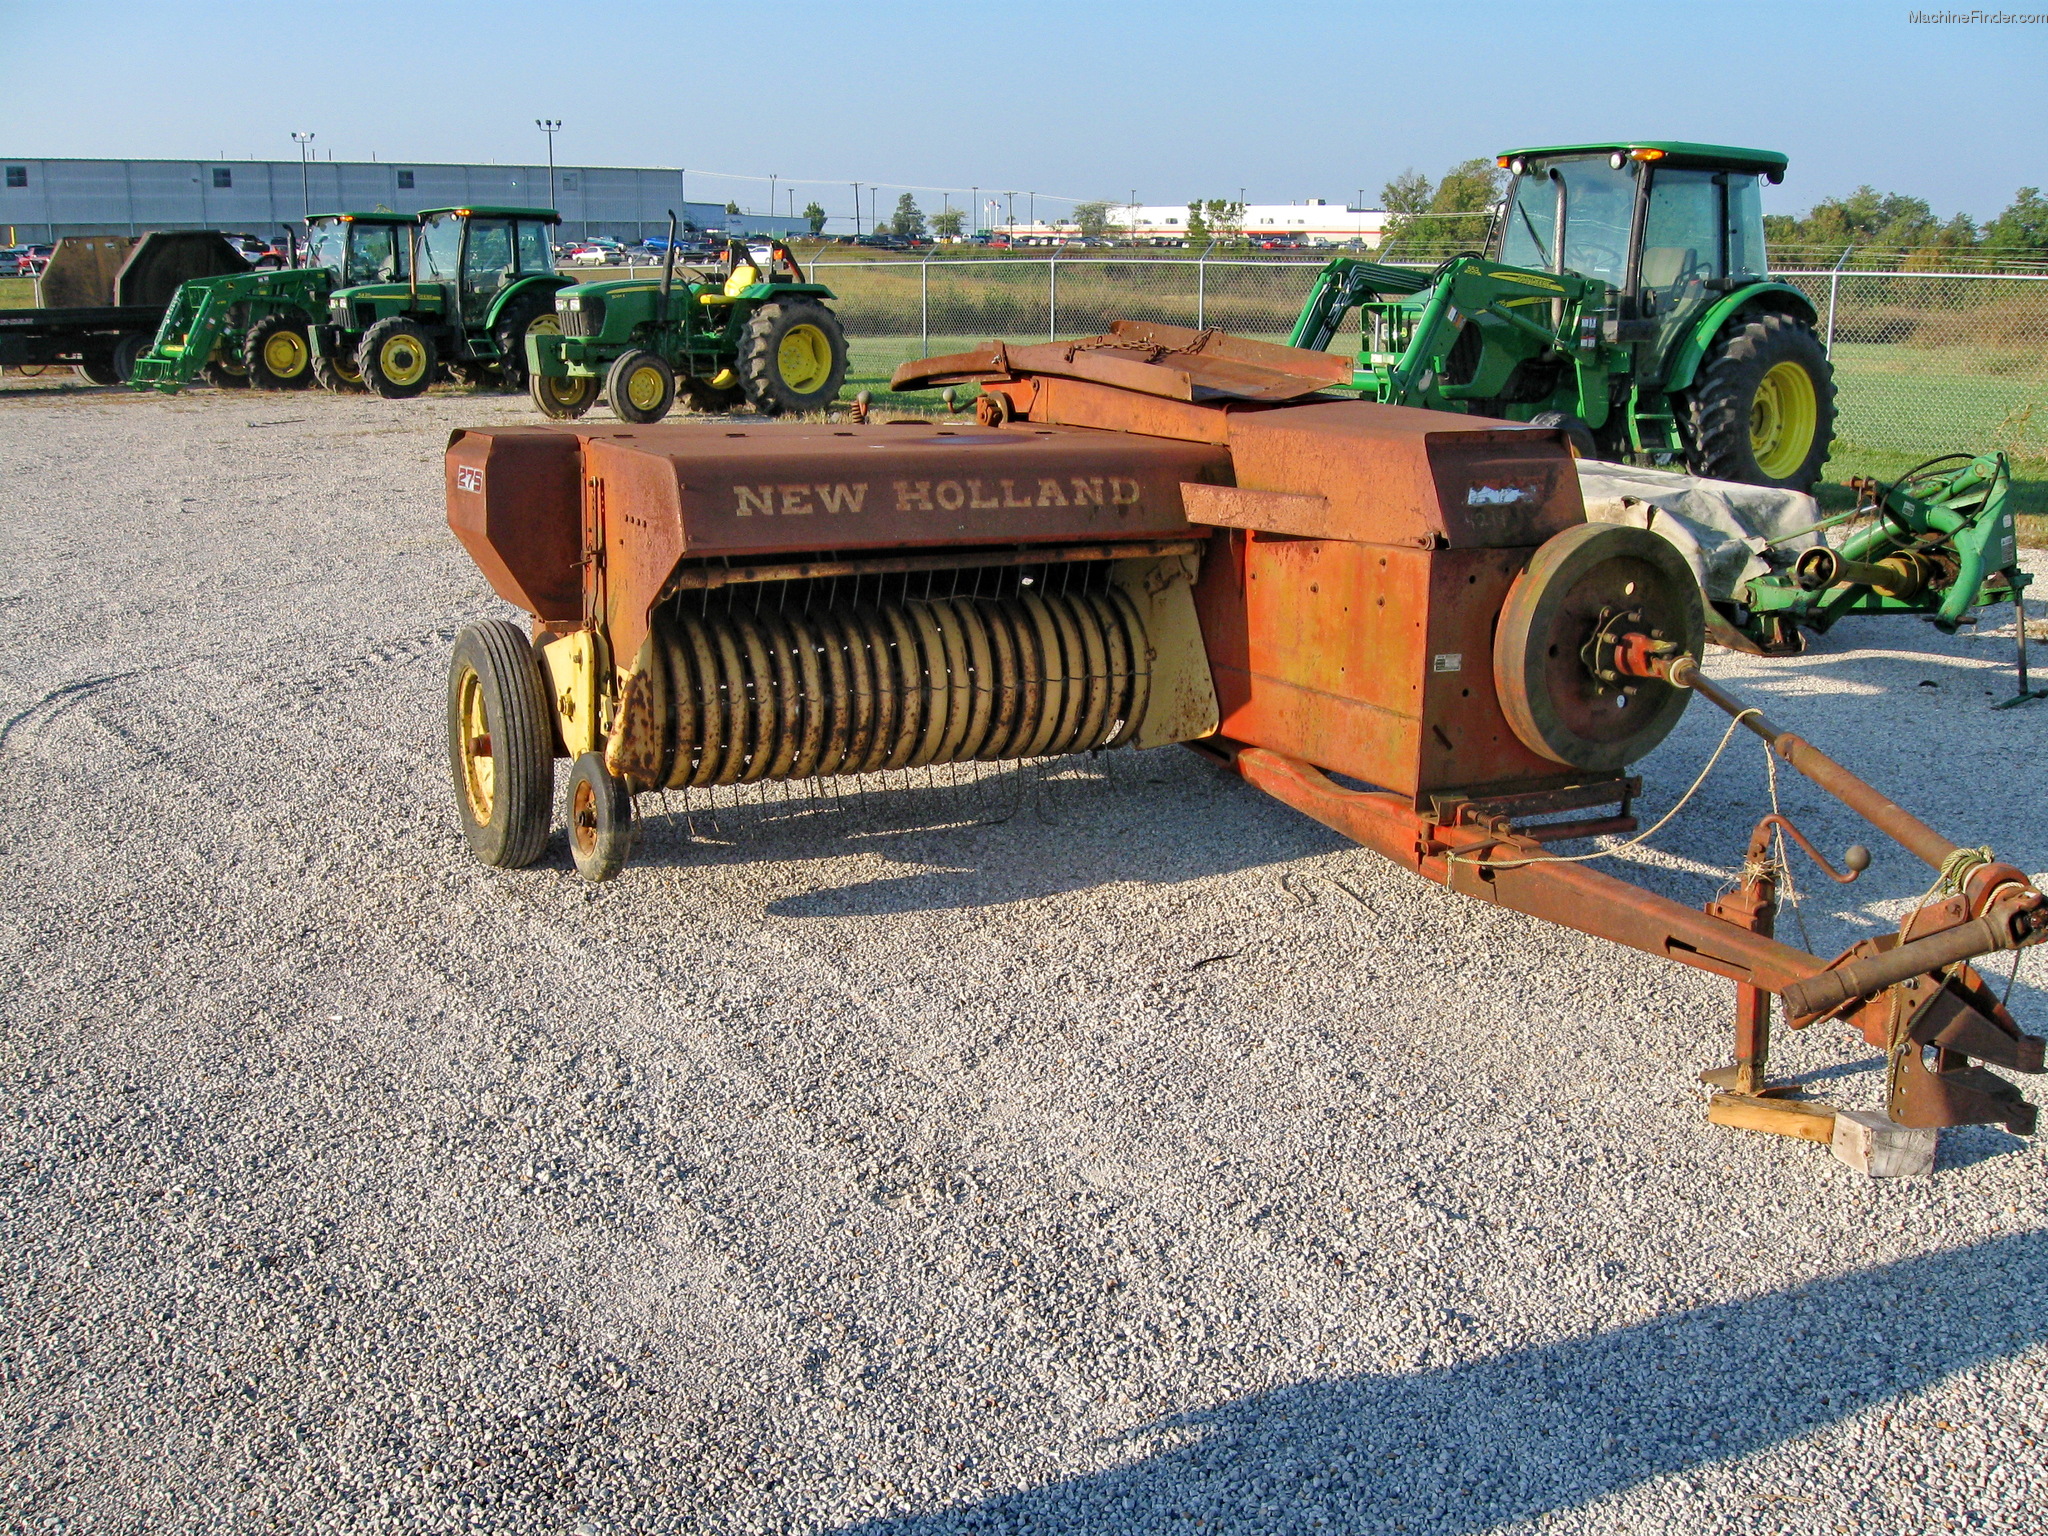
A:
[
  {"left": 1686, "top": 313, "right": 1835, "bottom": 492},
  {"left": 358, "top": 318, "right": 436, "bottom": 399},
  {"left": 530, "top": 368, "right": 597, "bottom": 419},
  {"left": 245, "top": 312, "right": 314, "bottom": 390},
  {"left": 201, "top": 349, "right": 250, "bottom": 390},
  {"left": 736, "top": 300, "right": 848, "bottom": 416},
  {"left": 311, "top": 332, "right": 366, "bottom": 393},
  {"left": 112, "top": 333, "right": 151, "bottom": 384},
  {"left": 606, "top": 350, "right": 675, "bottom": 424}
]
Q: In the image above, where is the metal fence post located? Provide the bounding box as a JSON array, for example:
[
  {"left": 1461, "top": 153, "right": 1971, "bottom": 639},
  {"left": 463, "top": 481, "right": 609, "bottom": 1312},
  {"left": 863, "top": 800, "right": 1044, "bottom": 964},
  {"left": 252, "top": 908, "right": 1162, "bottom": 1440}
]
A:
[
  {"left": 1824, "top": 246, "right": 1851, "bottom": 359},
  {"left": 920, "top": 249, "right": 931, "bottom": 357},
  {"left": 1048, "top": 254, "right": 1057, "bottom": 340},
  {"left": 1196, "top": 240, "right": 1216, "bottom": 329}
]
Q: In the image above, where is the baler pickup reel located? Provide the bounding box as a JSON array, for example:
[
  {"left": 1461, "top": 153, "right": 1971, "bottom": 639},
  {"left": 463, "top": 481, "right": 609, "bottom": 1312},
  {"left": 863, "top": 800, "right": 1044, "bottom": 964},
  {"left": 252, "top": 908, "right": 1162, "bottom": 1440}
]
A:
[{"left": 440, "top": 323, "right": 2046, "bottom": 1169}]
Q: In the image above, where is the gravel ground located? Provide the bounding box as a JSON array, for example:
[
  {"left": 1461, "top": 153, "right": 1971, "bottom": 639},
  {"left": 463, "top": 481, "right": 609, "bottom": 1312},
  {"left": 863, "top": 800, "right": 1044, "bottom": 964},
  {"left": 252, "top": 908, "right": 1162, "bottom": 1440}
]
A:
[{"left": 3, "top": 380, "right": 2046, "bottom": 1535}]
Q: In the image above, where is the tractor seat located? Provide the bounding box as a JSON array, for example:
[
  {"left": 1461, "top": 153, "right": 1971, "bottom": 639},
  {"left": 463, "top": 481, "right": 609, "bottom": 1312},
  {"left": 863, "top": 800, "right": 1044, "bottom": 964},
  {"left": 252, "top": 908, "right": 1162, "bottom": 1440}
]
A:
[{"left": 1639, "top": 246, "right": 1698, "bottom": 290}]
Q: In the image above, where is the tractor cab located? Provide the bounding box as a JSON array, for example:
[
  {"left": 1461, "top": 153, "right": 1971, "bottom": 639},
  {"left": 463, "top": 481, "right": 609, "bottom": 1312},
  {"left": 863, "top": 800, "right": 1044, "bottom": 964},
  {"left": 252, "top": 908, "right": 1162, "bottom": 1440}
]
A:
[
  {"left": 301, "top": 212, "right": 414, "bottom": 287},
  {"left": 319, "top": 206, "right": 571, "bottom": 398},
  {"left": 1491, "top": 142, "right": 1783, "bottom": 349}
]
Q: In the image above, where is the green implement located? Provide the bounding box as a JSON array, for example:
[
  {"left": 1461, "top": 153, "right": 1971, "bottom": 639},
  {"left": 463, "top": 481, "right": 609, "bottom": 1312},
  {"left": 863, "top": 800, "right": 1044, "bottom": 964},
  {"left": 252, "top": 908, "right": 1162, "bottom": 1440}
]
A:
[
  {"left": 1290, "top": 141, "right": 1835, "bottom": 492},
  {"left": 526, "top": 214, "right": 847, "bottom": 423},
  {"left": 129, "top": 213, "right": 415, "bottom": 394}
]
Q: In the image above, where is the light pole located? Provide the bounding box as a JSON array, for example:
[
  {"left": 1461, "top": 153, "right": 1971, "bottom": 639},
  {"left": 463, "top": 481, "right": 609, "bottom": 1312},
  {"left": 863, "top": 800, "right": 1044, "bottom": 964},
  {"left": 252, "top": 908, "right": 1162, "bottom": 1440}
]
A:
[
  {"left": 853, "top": 182, "right": 861, "bottom": 236},
  {"left": 535, "top": 119, "right": 561, "bottom": 210},
  {"left": 290, "top": 132, "right": 315, "bottom": 222},
  {"left": 769, "top": 173, "right": 777, "bottom": 220}
]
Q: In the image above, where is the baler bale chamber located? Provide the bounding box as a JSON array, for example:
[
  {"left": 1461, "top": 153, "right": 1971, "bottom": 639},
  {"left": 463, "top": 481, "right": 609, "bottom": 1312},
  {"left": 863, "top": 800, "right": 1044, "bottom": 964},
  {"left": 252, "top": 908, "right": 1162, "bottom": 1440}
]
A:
[{"left": 443, "top": 322, "right": 2048, "bottom": 1159}]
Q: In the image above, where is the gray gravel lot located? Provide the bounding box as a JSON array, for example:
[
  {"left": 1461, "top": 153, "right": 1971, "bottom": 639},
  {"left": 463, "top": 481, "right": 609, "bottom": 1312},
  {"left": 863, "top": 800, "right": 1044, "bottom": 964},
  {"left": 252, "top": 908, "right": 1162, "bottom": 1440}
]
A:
[{"left": 2, "top": 380, "right": 2046, "bottom": 1534}]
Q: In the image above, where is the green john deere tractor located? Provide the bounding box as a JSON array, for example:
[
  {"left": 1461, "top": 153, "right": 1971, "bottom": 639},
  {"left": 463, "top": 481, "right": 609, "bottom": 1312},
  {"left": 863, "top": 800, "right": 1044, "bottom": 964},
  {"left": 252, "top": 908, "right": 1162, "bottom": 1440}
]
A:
[
  {"left": 1291, "top": 142, "right": 1836, "bottom": 491},
  {"left": 128, "top": 212, "right": 415, "bottom": 393},
  {"left": 313, "top": 206, "right": 571, "bottom": 399},
  {"left": 527, "top": 222, "right": 847, "bottom": 423}
]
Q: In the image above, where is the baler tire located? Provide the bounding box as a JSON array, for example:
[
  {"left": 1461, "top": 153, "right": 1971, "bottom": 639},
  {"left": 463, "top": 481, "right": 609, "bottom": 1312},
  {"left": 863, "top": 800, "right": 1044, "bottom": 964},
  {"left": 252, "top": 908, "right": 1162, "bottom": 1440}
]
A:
[
  {"left": 447, "top": 621, "right": 555, "bottom": 869},
  {"left": 1685, "top": 312, "right": 1835, "bottom": 492},
  {"left": 358, "top": 318, "right": 436, "bottom": 399},
  {"left": 735, "top": 300, "right": 847, "bottom": 416},
  {"left": 529, "top": 368, "right": 596, "bottom": 419},
  {"left": 311, "top": 333, "right": 366, "bottom": 393},
  {"left": 606, "top": 349, "right": 675, "bottom": 424},
  {"left": 244, "top": 312, "right": 314, "bottom": 390},
  {"left": 111, "top": 333, "right": 151, "bottom": 384},
  {"left": 565, "top": 753, "right": 633, "bottom": 883},
  {"left": 77, "top": 354, "right": 121, "bottom": 387}
]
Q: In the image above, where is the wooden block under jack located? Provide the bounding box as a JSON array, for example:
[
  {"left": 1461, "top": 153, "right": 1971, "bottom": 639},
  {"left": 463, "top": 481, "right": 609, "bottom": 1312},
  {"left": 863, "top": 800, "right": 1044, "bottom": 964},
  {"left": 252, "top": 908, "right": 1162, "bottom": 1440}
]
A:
[
  {"left": 1829, "top": 1108, "right": 1939, "bottom": 1179},
  {"left": 1707, "top": 1091, "right": 1838, "bottom": 1144}
]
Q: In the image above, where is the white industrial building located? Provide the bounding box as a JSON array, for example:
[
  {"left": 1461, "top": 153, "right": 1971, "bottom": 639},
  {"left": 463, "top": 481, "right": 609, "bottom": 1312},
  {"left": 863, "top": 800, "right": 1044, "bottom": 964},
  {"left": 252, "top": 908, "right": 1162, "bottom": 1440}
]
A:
[
  {"left": 1004, "top": 200, "right": 1385, "bottom": 247},
  {"left": 0, "top": 157, "right": 806, "bottom": 244}
]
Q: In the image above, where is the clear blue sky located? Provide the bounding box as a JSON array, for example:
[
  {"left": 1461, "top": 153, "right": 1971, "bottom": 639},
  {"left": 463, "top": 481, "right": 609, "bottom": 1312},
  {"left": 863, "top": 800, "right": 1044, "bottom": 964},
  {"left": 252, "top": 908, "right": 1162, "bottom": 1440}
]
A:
[{"left": 4, "top": 0, "right": 2042, "bottom": 224}]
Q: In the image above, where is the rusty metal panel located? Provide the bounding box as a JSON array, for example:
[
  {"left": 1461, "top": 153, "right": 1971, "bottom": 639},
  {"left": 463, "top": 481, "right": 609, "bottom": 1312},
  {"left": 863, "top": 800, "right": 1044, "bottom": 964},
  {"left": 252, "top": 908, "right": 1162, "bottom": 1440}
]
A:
[
  {"left": 997, "top": 376, "right": 1247, "bottom": 445},
  {"left": 1224, "top": 403, "right": 1585, "bottom": 550},
  {"left": 1193, "top": 532, "right": 1565, "bottom": 797},
  {"left": 574, "top": 420, "right": 1230, "bottom": 698},
  {"left": 445, "top": 426, "right": 584, "bottom": 623}
]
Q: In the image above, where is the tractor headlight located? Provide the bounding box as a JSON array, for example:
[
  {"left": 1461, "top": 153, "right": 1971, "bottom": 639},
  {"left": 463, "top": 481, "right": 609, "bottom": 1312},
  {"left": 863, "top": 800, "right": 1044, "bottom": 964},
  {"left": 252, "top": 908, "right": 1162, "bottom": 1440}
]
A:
[{"left": 560, "top": 295, "right": 582, "bottom": 311}]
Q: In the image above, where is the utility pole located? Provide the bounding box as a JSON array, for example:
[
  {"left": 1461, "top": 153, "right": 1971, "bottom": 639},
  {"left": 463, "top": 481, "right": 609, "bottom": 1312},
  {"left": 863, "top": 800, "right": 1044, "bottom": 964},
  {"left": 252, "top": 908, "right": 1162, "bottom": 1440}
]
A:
[
  {"left": 535, "top": 119, "right": 561, "bottom": 209},
  {"left": 853, "top": 182, "right": 861, "bottom": 235},
  {"left": 769, "top": 173, "right": 777, "bottom": 219},
  {"left": 290, "top": 132, "right": 315, "bottom": 221},
  {"left": 971, "top": 186, "right": 978, "bottom": 234}
]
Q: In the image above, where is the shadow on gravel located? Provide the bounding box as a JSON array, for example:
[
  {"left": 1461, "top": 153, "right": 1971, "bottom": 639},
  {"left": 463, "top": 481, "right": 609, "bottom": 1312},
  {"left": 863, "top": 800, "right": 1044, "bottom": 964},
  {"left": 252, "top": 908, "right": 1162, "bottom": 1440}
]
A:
[{"left": 835, "top": 1231, "right": 2048, "bottom": 1534}]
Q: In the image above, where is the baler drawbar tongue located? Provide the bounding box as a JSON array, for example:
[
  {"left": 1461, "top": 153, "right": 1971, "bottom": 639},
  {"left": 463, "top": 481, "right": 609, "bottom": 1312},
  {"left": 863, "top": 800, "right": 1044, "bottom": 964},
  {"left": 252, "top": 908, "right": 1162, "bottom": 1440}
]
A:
[{"left": 892, "top": 320, "right": 1354, "bottom": 403}]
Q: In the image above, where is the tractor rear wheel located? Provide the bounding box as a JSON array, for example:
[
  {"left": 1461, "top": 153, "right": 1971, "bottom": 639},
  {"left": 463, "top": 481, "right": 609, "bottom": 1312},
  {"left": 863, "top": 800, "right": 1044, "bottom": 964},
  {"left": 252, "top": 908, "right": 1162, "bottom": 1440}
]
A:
[
  {"left": 447, "top": 621, "right": 555, "bottom": 869},
  {"left": 1686, "top": 312, "right": 1835, "bottom": 492},
  {"left": 530, "top": 367, "right": 596, "bottom": 419},
  {"left": 736, "top": 300, "right": 848, "bottom": 416},
  {"left": 311, "top": 333, "right": 366, "bottom": 393},
  {"left": 606, "top": 349, "right": 675, "bottom": 424},
  {"left": 358, "top": 318, "right": 436, "bottom": 399},
  {"left": 244, "top": 312, "right": 314, "bottom": 390}
]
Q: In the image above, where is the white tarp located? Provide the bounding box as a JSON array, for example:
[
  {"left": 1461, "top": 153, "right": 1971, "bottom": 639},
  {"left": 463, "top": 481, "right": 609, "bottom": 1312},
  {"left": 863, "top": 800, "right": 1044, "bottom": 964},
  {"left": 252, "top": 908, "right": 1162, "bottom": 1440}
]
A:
[{"left": 1574, "top": 460, "right": 1825, "bottom": 603}]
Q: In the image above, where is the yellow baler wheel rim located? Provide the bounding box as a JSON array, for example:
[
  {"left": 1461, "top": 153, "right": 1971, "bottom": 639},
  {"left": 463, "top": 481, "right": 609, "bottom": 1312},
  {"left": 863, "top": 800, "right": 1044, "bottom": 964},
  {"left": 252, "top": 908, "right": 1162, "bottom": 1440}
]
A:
[
  {"left": 457, "top": 668, "right": 495, "bottom": 824},
  {"left": 1750, "top": 360, "right": 1818, "bottom": 479},
  {"left": 262, "top": 329, "right": 309, "bottom": 377},
  {"left": 776, "top": 323, "right": 832, "bottom": 393}
]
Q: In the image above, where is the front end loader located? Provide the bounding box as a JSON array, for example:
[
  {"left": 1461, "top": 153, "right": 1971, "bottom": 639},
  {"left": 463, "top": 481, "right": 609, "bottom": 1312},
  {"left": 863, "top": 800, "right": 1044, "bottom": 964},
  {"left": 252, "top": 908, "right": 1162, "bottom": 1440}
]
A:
[{"left": 128, "top": 213, "right": 415, "bottom": 393}]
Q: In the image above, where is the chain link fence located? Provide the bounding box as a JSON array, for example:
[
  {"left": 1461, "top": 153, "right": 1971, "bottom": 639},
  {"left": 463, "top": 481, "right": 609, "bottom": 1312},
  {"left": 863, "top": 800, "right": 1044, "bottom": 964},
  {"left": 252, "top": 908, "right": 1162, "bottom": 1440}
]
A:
[{"left": 798, "top": 255, "right": 2048, "bottom": 466}]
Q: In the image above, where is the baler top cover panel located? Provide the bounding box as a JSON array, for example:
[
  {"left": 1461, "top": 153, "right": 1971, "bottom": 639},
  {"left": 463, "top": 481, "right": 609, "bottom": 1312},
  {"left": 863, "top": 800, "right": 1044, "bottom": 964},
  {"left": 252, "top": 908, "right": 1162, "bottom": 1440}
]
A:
[{"left": 893, "top": 320, "right": 1354, "bottom": 403}]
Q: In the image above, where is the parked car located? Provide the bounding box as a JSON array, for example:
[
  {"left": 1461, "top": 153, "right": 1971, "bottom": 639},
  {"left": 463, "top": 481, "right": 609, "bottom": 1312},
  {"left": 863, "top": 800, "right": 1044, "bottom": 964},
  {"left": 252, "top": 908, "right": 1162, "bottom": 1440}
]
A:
[
  {"left": 19, "top": 244, "right": 54, "bottom": 275},
  {"left": 0, "top": 246, "right": 29, "bottom": 277},
  {"left": 564, "top": 239, "right": 626, "bottom": 266},
  {"left": 1255, "top": 237, "right": 1304, "bottom": 251},
  {"left": 224, "top": 234, "right": 287, "bottom": 269}
]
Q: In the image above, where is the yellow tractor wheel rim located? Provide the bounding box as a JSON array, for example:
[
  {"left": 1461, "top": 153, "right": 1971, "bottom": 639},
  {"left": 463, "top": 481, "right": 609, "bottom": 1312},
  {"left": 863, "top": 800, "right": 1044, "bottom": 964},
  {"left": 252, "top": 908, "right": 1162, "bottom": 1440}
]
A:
[
  {"left": 211, "top": 346, "right": 247, "bottom": 376},
  {"left": 380, "top": 333, "right": 429, "bottom": 387},
  {"left": 528, "top": 313, "right": 561, "bottom": 337},
  {"left": 262, "top": 329, "right": 309, "bottom": 377},
  {"left": 458, "top": 670, "right": 495, "bottom": 824},
  {"left": 1750, "top": 360, "right": 1818, "bottom": 478},
  {"left": 543, "top": 374, "right": 593, "bottom": 408},
  {"left": 776, "top": 324, "right": 832, "bottom": 393},
  {"left": 625, "top": 364, "right": 667, "bottom": 412},
  {"left": 333, "top": 352, "right": 363, "bottom": 383}
]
